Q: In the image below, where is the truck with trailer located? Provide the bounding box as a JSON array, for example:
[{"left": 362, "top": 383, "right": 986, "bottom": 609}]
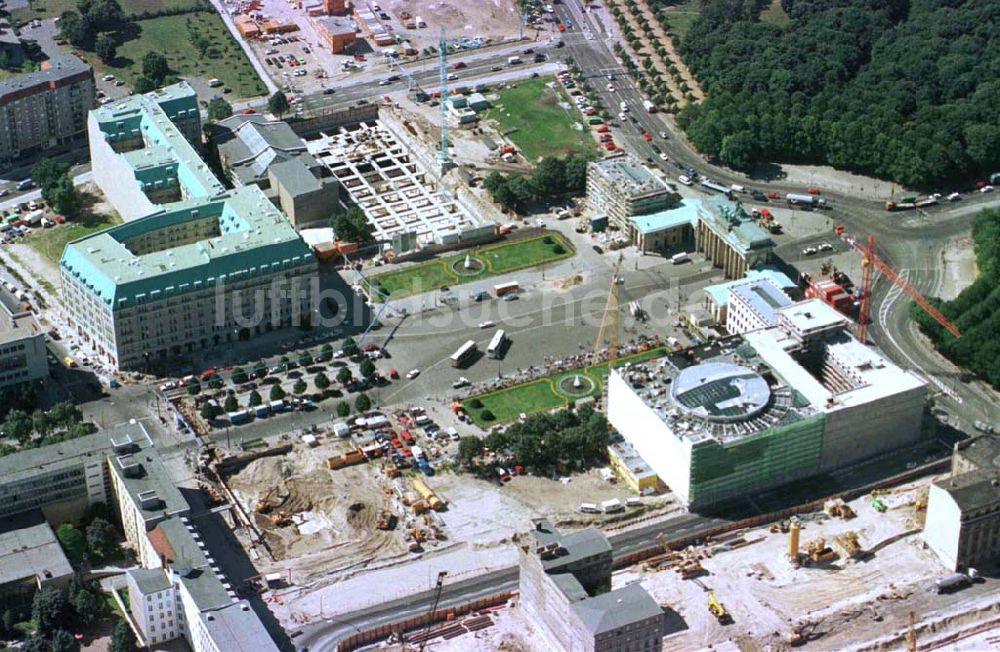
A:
[
  {"left": 700, "top": 179, "right": 733, "bottom": 195},
  {"left": 228, "top": 410, "right": 251, "bottom": 425},
  {"left": 787, "top": 193, "right": 828, "bottom": 208}
]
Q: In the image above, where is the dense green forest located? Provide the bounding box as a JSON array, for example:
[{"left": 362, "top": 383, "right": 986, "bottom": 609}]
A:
[
  {"left": 913, "top": 209, "right": 1000, "bottom": 387},
  {"left": 674, "top": 0, "right": 1000, "bottom": 186}
]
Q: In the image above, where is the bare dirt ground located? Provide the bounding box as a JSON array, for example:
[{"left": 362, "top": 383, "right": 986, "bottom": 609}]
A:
[
  {"left": 430, "top": 468, "right": 675, "bottom": 544},
  {"left": 227, "top": 446, "right": 406, "bottom": 580},
  {"left": 383, "top": 0, "right": 522, "bottom": 50},
  {"left": 939, "top": 233, "right": 979, "bottom": 300}
]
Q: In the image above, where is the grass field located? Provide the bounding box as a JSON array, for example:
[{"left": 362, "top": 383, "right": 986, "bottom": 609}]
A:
[
  {"left": 463, "top": 346, "right": 669, "bottom": 426},
  {"left": 759, "top": 0, "right": 791, "bottom": 26},
  {"left": 13, "top": 0, "right": 204, "bottom": 21},
  {"left": 85, "top": 12, "right": 267, "bottom": 98},
  {"left": 660, "top": 0, "right": 701, "bottom": 43},
  {"left": 368, "top": 232, "right": 573, "bottom": 298},
  {"left": 25, "top": 212, "right": 121, "bottom": 265},
  {"left": 483, "top": 78, "right": 597, "bottom": 161}
]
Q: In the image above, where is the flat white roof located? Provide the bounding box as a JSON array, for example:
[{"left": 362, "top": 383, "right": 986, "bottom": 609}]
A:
[
  {"left": 745, "top": 326, "right": 926, "bottom": 409},
  {"left": 776, "top": 298, "right": 849, "bottom": 334}
]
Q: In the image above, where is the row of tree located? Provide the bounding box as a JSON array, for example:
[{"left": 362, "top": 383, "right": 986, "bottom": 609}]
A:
[
  {"left": 913, "top": 208, "right": 1000, "bottom": 387},
  {"left": 483, "top": 154, "right": 591, "bottom": 214},
  {"left": 673, "top": 0, "right": 1000, "bottom": 187},
  {"left": 458, "top": 405, "right": 610, "bottom": 477}
]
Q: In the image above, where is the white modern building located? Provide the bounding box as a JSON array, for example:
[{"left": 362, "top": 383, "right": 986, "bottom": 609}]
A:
[
  {"left": 608, "top": 299, "right": 927, "bottom": 508},
  {"left": 725, "top": 277, "right": 792, "bottom": 334}
]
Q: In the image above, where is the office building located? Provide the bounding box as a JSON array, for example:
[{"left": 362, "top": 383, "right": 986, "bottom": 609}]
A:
[
  {"left": 518, "top": 519, "right": 663, "bottom": 652},
  {"left": 924, "top": 436, "right": 1000, "bottom": 571},
  {"left": 608, "top": 299, "right": 927, "bottom": 508},
  {"left": 725, "top": 277, "right": 792, "bottom": 334},
  {"left": 702, "top": 268, "right": 798, "bottom": 324},
  {"left": 586, "top": 158, "right": 674, "bottom": 233},
  {"left": 64, "top": 83, "right": 318, "bottom": 371},
  {"left": 0, "top": 431, "right": 110, "bottom": 523},
  {"left": 0, "top": 287, "right": 47, "bottom": 388},
  {"left": 213, "top": 113, "right": 340, "bottom": 226},
  {"left": 0, "top": 54, "right": 94, "bottom": 163}
]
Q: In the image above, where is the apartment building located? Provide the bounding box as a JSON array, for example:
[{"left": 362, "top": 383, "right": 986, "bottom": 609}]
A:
[
  {"left": 63, "top": 83, "right": 318, "bottom": 370},
  {"left": 0, "top": 287, "right": 47, "bottom": 388},
  {"left": 0, "top": 54, "right": 94, "bottom": 164},
  {"left": 518, "top": 519, "right": 664, "bottom": 652},
  {"left": 109, "top": 427, "right": 279, "bottom": 652}
]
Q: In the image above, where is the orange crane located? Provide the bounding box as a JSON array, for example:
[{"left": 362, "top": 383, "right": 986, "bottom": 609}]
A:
[{"left": 833, "top": 226, "right": 960, "bottom": 342}]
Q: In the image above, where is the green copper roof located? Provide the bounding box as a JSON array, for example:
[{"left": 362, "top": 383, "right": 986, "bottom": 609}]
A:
[
  {"left": 63, "top": 82, "right": 315, "bottom": 308},
  {"left": 61, "top": 188, "right": 313, "bottom": 307}
]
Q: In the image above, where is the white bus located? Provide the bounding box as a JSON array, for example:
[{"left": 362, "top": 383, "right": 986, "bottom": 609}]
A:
[
  {"left": 486, "top": 329, "right": 507, "bottom": 359},
  {"left": 450, "top": 340, "right": 478, "bottom": 367}
]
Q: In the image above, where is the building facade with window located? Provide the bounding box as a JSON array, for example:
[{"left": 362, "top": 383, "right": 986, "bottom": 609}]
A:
[
  {"left": 0, "top": 54, "right": 94, "bottom": 163},
  {"left": 64, "top": 83, "right": 317, "bottom": 370}
]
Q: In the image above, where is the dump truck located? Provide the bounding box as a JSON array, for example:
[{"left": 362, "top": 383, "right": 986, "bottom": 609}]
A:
[{"left": 412, "top": 476, "right": 445, "bottom": 510}]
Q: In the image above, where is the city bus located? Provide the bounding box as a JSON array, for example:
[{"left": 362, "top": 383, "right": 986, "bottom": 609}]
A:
[
  {"left": 450, "top": 340, "right": 478, "bottom": 367},
  {"left": 493, "top": 281, "right": 519, "bottom": 297},
  {"left": 486, "top": 329, "right": 507, "bottom": 359}
]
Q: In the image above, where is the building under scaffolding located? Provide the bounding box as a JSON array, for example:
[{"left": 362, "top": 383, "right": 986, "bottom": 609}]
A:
[
  {"left": 306, "top": 120, "right": 493, "bottom": 255},
  {"left": 608, "top": 299, "right": 927, "bottom": 509}
]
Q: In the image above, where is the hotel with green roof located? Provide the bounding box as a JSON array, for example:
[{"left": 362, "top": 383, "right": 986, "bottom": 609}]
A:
[{"left": 61, "top": 83, "right": 317, "bottom": 370}]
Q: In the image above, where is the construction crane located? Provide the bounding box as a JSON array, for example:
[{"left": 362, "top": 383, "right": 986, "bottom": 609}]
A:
[
  {"left": 834, "top": 226, "right": 960, "bottom": 342},
  {"left": 438, "top": 27, "right": 449, "bottom": 169},
  {"left": 706, "top": 591, "right": 732, "bottom": 624},
  {"left": 592, "top": 255, "right": 624, "bottom": 367},
  {"left": 417, "top": 571, "right": 448, "bottom": 652}
]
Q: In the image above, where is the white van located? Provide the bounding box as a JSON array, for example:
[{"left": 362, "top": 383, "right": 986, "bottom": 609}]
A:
[
  {"left": 579, "top": 502, "right": 600, "bottom": 513},
  {"left": 601, "top": 498, "right": 624, "bottom": 514},
  {"left": 671, "top": 252, "right": 689, "bottom": 264},
  {"left": 208, "top": 78, "right": 223, "bottom": 88}
]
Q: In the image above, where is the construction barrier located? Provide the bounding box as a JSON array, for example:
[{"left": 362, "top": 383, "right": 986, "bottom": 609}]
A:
[{"left": 335, "top": 592, "right": 514, "bottom": 652}]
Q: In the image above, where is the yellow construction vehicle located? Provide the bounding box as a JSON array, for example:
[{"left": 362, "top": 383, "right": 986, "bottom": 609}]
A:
[
  {"left": 803, "top": 537, "right": 836, "bottom": 564},
  {"left": 270, "top": 512, "right": 292, "bottom": 527},
  {"left": 707, "top": 592, "right": 732, "bottom": 624}
]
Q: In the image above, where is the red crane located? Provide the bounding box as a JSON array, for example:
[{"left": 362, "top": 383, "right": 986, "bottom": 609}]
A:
[{"left": 834, "top": 226, "right": 961, "bottom": 342}]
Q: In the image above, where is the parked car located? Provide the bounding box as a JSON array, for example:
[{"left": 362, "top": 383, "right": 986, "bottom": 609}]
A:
[{"left": 406, "top": 369, "right": 420, "bottom": 380}]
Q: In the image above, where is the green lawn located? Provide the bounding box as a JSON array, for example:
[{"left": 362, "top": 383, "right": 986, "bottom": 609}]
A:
[
  {"left": 759, "top": 0, "right": 791, "bottom": 26},
  {"left": 463, "top": 346, "right": 669, "bottom": 426},
  {"left": 660, "top": 1, "right": 702, "bottom": 43},
  {"left": 368, "top": 232, "right": 573, "bottom": 298},
  {"left": 24, "top": 212, "right": 122, "bottom": 265},
  {"left": 482, "top": 78, "right": 597, "bottom": 161},
  {"left": 87, "top": 12, "right": 267, "bottom": 98},
  {"left": 14, "top": 0, "right": 204, "bottom": 21}
]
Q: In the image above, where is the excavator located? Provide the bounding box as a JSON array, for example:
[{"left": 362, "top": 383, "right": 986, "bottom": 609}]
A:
[{"left": 707, "top": 592, "right": 732, "bottom": 625}]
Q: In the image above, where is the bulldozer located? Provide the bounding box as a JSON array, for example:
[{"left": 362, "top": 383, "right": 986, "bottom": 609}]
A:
[
  {"left": 707, "top": 592, "right": 732, "bottom": 625},
  {"left": 375, "top": 509, "right": 397, "bottom": 531},
  {"left": 803, "top": 537, "right": 836, "bottom": 564},
  {"left": 832, "top": 531, "right": 863, "bottom": 559}
]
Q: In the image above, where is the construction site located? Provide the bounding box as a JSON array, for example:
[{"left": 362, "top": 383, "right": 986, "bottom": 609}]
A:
[
  {"left": 416, "top": 480, "right": 998, "bottom": 652},
  {"left": 305, "top": 111, "right": 498, "bottom": 255}
]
